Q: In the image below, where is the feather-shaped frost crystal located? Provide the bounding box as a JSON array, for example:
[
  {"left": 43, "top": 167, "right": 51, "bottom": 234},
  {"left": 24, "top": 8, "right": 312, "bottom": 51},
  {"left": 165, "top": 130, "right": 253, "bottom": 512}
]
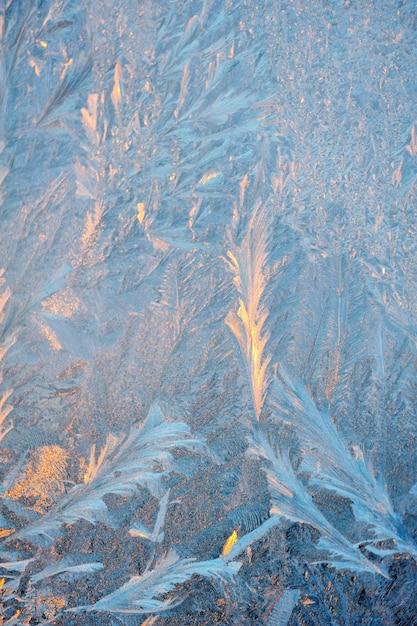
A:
[
  {"left": 70, "top": 549, "right": 241, "bottom": 614},
  {"left": 248, "top": 429, "right": 388, "bottom": 577},
  {"left": 273, "top": 369, "right": 417, "bottom": 558},
  {"left": 225, "top": 204, "right": 272, "bottom": 420},
  {"left": 10, "top": 404, "right": 200, "bottom": 542}
]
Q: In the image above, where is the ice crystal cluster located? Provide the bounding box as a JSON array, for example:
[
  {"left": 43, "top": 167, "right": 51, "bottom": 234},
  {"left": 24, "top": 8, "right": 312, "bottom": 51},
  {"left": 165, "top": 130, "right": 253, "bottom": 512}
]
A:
[{"left": 1, "top": 1, "right": 417, "bottom": 624}]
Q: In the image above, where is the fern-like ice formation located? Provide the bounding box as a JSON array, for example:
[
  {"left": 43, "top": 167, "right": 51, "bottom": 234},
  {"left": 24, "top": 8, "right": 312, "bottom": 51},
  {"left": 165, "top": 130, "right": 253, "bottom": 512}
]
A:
[
  {"left": 30, "top": 559, "right": 103, "bottom": 584},
  {"left": 225, "top": 204, "right": 272, "bottom": 421},
  {"left": 248, "top": 429, "right": 387, "bottom": 577},
  {"left": 70, "top": 549, "right": 241, "bottom": 614},
  {"left": 7, "top": 403, "right": 199, "bottom": 542},
  {"left": 273, "top": 368, "right": 417, "bottom": 559}
]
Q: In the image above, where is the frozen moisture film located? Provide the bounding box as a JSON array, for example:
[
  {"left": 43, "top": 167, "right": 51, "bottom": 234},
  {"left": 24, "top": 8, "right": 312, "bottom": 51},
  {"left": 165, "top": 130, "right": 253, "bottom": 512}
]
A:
[{"left": 1, "top": 1, "right": 417, "bottom": 624}]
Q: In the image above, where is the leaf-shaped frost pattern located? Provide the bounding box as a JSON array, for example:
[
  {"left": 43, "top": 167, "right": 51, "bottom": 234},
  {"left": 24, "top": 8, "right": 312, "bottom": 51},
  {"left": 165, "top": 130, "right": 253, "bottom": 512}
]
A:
[
  {"left": 70, "top": 549, "right": 241, "bottom": 614},
  {"left": 30, "top": 559, "right": 103, "bottom": 584},
  {"left": 9, "top": 403, "right": 199, "bottom": 542},
  {"left": 225, "top": 204, "right": 272, "bottom": 420},
  {"left": 273, "top": 368, "right": 417, "bottom": 558},
  {"left": 248, "top": 429, "right": 387, "bottom": 577}
]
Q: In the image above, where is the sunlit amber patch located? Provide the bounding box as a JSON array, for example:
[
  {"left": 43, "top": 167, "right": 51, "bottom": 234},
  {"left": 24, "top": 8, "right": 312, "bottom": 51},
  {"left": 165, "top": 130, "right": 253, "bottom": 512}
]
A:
[
  {"left": 42, "top": 290, "right": 81, "bottom": 319},
  {"left": 137, "top": 202, "right": 146, "bottom": 224},
  {"left": 221, "top": 529, "right": 238, "bottom": 556},
  {"left": 141, "top": 616, "right": 158, "bottom": 626},
  {"left": 129, "top": 529, "right": 150, "bottom": 539},
  {"left": 199, "top": 172, "right": 220, "bottom": 185},
  {"left": 39, "top": 323, "right": 62, "bottom": 351},
  {"left": 28, "top": 57, "right": 41, "bottom": 77},
  {"left": 6, "top": 446, "right": 68, "bottom": 514}
]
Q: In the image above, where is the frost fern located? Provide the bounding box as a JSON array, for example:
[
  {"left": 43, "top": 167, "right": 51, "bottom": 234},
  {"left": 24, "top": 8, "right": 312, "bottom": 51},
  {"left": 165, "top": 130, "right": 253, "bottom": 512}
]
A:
[
  {"left": 248, "top": 429, "right": 386, "bottom": 576},
  {"left": 225, "top": 204, "right": 272, "bottom": 420},
  {"left": 273, "top": 368, "right": 417, "bottom": 558},
  {"left": 70, "top": 549, "right": 241, "bottom": 614},
  {"left": 7, "top": 403, "right": 199, "bottom": 542}
]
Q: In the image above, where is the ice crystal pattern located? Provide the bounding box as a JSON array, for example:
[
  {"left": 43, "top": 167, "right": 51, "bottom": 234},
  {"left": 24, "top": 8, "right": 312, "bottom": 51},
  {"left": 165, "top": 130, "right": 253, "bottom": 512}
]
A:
[{"left": 1, "top": 1, "right": 417, "bottom": 624}]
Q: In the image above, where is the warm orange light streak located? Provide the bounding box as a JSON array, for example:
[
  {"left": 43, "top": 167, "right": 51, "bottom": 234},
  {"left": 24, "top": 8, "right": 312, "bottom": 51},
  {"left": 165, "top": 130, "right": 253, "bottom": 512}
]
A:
[{"left": 222, "top": 529, "right": 238, "bottom": 556}]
